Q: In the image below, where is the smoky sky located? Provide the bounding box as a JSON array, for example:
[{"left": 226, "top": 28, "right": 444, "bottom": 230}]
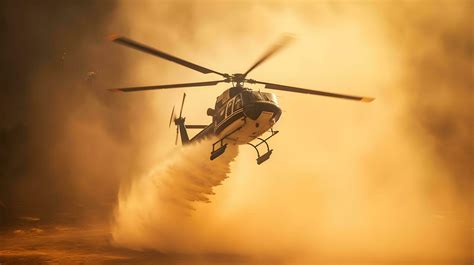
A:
[
  {"left": 0, "top": 0, "right": 472, "bottom": 240},
  {"left": 0, "top": 0, "right": 145, "bottom": 226},
  {"left": 381, "top": 2, "right": 473, "bottom": 201}
]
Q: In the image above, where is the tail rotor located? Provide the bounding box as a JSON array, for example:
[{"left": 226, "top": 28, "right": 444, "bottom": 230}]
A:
[
  {"left": 175, "top": 126, "right": 179, "bottom": 145},
  {"left": 169, "top": 106, "right": 175, "bottom": 128},
  {"left": 170, "top": 93, "right": 187, "bottom": 145}
]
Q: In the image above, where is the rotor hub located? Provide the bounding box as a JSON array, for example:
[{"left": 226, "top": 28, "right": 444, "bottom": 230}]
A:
[{"left": 226, "top": 73, "right": 247, "bottom": 87}]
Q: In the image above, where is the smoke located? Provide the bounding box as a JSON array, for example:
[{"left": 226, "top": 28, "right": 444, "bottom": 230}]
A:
[
  {"left": 1, "top": 0, "right": 471, "bottom": 263},
  {"left": 0, "top": 1, "right": 162, "bottom": 226},
  {"left": 112, "top": 139, "right": 238, "bottom": 252},
  {"left": 108, "top": 0, "right": 472, "bottom": 263}
]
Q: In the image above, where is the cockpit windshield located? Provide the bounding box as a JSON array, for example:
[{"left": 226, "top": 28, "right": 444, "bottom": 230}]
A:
[
  {"left": 244, "top": 91, "right": 278, "bottom": 105},
  {"left": 262, "top": 92, "right": 278, "bottom": 104}
]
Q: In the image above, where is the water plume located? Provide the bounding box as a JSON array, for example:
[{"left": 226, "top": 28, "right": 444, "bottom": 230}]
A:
[{"left": 112, "top": 138, "right": 238, "bottom": 252}]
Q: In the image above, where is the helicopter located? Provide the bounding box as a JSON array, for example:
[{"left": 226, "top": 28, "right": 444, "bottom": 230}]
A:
[{"left": 108, "top": 35, "right": 374, "bottom": 164}]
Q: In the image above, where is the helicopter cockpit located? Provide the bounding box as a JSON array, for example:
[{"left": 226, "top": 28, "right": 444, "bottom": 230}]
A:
[
  {"left": 214, "top": 88, "right": 279, "bottom": 113},
  {"left": 241, "top": 90, "right": 279, "bottom": 106},
  {"left": 212, "top": 88, "right": 281, "bottom": 123}
]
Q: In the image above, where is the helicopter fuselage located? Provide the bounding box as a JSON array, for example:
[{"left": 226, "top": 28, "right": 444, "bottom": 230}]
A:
[{"left": 188, "top": 87, "right": 281, "bottom": 145}]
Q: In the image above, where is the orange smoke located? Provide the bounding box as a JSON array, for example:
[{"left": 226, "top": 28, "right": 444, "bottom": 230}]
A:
[{"left": 108, "top": 1, "right": 471, "bottom": 263}]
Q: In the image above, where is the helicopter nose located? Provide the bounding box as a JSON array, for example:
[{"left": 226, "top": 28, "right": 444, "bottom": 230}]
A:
[{"left": 244, "top": 101, "right": 282, "bottom": 122}]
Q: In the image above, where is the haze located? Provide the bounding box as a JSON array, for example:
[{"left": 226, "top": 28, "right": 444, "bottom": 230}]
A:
[{"left": 0, "top": 1, "right": 472, "bottom": 264}]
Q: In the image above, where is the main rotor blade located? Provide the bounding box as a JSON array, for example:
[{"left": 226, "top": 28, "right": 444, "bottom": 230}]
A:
[
  {"left": 109, "top": 80, "right": 225, "bottom": 93},
  {"left": 109, "top": 35, "right": 227, "bottom": 77},
  {"left": 243, "top": 35, "right": 294, "bottom": 77},
  {"left": 253, "top": 80, "right": 374, "bottom": 102},
  {"left": 179, "top": 93, "right": 186, "bottom": 118}
]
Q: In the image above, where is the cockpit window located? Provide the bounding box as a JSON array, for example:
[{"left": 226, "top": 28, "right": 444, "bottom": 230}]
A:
[
  {"left": 226, "top": 99, "right": 233, "bottom": 117},
  {"left": 241, "top": 90, "right": 278, "bottom": 105},
  {"left": 252, "top": 92, "right": 265, "bottom": 101},
  {"left": 262, "top": 92, "right": 278, "bottom": 104},
  {"left": 234, "top": 94, "right": 242, "bottom": 110},
  {"left": 219, "top": 107, "right": 225, "bottom": 118}
]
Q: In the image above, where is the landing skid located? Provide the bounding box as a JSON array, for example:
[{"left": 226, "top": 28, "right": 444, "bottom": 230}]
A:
[
  {"left": 210, "top": 126, "right": 242, "bottom": 160},
  {"left": 210, "top": 140, "right": 227, "bottom": 160},
  {"left": 248, "top": 128, "right": 279, "bottom": 165},
  {"left": 210, "top": 127, "right": 279, "bottom": 164}
]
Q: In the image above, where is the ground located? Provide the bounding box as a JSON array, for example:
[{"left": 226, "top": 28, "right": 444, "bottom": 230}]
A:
[{"left": 0, "top": 225, "right": 251, "bottom": 265}]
